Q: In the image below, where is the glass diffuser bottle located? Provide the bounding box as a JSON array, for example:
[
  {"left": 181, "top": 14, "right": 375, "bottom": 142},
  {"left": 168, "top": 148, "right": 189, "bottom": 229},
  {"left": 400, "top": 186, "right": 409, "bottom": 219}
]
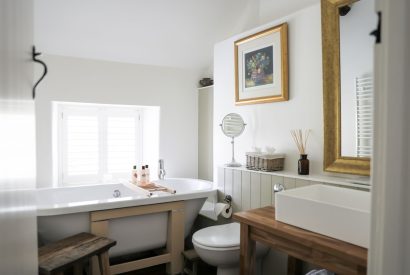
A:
[
  {"left": 298, "top": 154, "right": 309, "bottom": 175},
  {"left": 291, "top": 129, "right": 311, "bottom": 175}
]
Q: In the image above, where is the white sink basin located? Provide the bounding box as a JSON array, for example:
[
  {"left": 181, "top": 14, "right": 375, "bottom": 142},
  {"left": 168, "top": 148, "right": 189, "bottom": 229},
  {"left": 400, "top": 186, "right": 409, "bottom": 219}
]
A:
[{"left": 275, "top": 184, "right": 370, "bottom": 248}]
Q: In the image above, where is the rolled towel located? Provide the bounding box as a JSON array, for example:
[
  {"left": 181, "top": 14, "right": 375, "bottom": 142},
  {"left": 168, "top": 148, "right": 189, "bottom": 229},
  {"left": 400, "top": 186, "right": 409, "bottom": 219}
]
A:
[{"left": 305, "top": 269, "right": 335, "bottom": 275}]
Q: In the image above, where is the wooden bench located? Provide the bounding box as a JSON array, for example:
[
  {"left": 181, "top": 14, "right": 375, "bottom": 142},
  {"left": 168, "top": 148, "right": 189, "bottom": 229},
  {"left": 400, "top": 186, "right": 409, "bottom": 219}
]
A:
[{"left": 39, "top": 232, "right": 116, "bottom": 275}]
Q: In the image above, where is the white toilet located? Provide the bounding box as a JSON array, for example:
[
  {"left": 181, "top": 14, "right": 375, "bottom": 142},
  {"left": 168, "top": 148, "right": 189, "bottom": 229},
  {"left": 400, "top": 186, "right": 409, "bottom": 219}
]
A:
[{"left": 192, "top": 222, "right": 268, "bottom": 275}]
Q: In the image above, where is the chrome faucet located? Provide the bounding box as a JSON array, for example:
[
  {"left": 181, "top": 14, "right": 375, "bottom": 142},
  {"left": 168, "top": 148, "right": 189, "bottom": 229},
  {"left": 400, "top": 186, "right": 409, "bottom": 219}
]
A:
[{"left": 158, "top": 159, "right": 166, "bottom": 180}]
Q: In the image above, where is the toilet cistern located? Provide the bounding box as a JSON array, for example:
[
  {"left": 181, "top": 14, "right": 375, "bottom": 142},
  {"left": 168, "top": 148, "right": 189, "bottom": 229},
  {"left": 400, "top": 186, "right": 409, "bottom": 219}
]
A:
[{"left": 158, "top": 159, "right": 166, "bottom": 180}]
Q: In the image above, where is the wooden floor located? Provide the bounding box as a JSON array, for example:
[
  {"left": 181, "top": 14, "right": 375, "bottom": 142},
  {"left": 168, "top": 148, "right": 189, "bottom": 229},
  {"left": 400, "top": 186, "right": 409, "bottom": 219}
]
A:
[
  {"left": 57, "top": 260, "right": 216, "bottom": 275},
  {"left": 100, "top": 246, "right": 217, "bottom": 275},
  {"left": 49, "top": 245, "right": 217, "bottom": 275},
  {"left": 121, "top": 262, "right": 216, "bottom": 275}
]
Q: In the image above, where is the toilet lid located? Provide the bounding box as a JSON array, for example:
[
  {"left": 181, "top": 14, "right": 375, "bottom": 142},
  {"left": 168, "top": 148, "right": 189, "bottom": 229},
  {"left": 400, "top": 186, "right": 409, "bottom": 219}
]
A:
[{"left": 192, "top": 222, "right": 240, "bottom": 248}]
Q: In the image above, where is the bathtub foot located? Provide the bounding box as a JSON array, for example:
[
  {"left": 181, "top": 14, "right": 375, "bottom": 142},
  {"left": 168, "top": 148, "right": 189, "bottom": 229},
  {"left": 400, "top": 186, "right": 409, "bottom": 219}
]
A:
[{"left": 166, "top": 205, "right": 185, "bottom": 275}]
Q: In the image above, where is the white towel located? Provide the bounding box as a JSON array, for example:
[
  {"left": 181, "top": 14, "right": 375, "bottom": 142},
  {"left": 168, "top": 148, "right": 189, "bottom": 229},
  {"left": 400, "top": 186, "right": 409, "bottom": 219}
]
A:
[{"left": 305, "top": 269, "right": 334, "bottom": 275}]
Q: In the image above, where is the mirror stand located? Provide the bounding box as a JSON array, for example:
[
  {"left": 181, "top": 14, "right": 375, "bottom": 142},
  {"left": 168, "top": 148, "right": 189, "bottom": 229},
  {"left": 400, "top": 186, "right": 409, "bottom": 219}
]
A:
[{"left": 227, "top": 137, "right": 241, "bottom": 167}]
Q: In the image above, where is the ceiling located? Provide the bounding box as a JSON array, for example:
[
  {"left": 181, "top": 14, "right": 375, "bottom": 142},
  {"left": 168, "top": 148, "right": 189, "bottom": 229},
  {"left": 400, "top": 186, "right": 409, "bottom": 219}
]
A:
[{"left": 34, "top": 0, "right": 318, "bottom": 72}]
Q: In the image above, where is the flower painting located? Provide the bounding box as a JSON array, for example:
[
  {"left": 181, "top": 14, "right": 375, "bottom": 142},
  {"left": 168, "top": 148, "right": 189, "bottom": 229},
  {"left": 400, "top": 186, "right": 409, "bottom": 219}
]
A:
[
  {"left": 244, "top": 46, "right": 274, "bottom": 88},
  {"left": 235, "top": 23, "right": 288, "bottom": 105}
]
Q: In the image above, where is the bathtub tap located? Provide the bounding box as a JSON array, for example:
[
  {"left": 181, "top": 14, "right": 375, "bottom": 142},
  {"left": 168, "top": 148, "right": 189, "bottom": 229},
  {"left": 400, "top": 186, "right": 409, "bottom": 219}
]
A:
[{"left": 158, "top": 159, "right": 166, "bottom": 180}]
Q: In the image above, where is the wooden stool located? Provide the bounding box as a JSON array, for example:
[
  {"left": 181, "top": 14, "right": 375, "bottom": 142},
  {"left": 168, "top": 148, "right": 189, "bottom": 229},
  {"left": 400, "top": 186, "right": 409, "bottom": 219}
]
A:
[{"left": 39, "top": 232, "right": 116, "bottom": 275}]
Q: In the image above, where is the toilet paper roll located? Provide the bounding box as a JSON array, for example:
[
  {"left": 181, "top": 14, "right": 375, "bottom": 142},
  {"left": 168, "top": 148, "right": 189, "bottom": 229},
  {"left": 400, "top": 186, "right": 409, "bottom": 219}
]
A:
[
  {"left": 214, "top": 202, "right": 232, "bottom": 219},
  {"left": 221, "top": 205, "right": 233, "bottom": 218}
]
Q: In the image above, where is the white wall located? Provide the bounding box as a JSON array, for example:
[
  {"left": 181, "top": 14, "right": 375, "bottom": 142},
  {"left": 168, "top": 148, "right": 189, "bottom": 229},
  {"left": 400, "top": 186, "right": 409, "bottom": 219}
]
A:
[
  {"left": 213, "top": 4, "right": 324, "bottom": 179},
  {"left": 258, "top": 0, "right": 318, "bottom": 24},
  {"left": 34, "top": 0, "right": 325, "bottom": 77},
  {"left": 0, "top": 0, "right": 38, "bottom": 274},
  {"left": 34, "top": 0, "right": 261, "bottom": 75},
  {"left": 36, "top": 55, "right": 199, "bottom": 188},
  {"left": 369, "top": 0, "right": 410, "bottom": 273}
]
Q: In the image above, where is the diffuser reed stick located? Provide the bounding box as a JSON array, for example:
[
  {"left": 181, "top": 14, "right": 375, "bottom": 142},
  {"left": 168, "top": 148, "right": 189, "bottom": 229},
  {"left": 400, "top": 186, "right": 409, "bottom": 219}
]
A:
[{"left": 291, "top": 129, "right": 311, "bottom": 155}]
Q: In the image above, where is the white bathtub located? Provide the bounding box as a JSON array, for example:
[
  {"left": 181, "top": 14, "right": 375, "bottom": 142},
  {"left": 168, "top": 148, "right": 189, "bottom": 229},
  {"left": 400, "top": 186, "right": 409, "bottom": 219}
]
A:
[{"left": 37, "top": 178, "right": 216, "bottom": 257}]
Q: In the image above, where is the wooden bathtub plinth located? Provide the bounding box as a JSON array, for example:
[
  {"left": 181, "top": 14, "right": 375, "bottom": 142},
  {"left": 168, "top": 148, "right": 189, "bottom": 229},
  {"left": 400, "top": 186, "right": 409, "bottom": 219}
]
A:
[{"left": 90, "top": 201, "right": 185, "bottom": 275}]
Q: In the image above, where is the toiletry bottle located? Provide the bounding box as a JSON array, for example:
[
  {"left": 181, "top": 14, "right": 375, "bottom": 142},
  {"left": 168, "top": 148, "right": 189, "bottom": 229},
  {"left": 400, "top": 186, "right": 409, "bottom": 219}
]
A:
[
  {"left": 145, "top": 165, "right": 150, "bottom": 183},
  {"left": 131, "top": 165, "right": 138, "bottom": 184},
  {"left": 140, "top": 166, "right": 147, "bottom": 186}
]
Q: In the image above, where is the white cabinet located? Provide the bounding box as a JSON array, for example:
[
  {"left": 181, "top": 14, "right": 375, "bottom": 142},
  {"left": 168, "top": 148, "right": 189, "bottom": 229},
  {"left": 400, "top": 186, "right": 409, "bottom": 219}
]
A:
[{"left": 198, "top": 86, "right": 213, "bottom": 181}]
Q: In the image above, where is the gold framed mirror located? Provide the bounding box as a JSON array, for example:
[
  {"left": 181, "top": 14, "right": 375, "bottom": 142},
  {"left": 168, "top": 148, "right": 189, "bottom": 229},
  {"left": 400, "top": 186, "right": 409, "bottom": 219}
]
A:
[{"left": 322, "top": 0, "right": 375, "bottom": 176}]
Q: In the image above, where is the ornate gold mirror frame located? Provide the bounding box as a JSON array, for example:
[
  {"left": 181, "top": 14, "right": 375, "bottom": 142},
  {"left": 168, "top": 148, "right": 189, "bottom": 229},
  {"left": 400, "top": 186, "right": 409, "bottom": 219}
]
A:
[{"left": 321, "top": 0, "right": 370, "bottom": 176}]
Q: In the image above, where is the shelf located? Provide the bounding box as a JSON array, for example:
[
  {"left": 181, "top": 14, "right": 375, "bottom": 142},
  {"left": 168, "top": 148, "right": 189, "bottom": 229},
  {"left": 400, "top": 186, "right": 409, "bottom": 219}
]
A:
[
  {"left": 197, "top": 85, "right": 214, "bottom": 91},
  {"left": 221, "top": 165, "right": 371, "bottom": 190}
]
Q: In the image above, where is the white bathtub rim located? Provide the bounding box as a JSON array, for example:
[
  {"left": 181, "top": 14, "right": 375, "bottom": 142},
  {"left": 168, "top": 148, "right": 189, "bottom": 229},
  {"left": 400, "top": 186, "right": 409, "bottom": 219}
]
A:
[
  {"left": 36, "top": 178, "right": 216, "bottom": 216},
  {"left": 37, "top": 190, "right": 215, "bottom": 216}
]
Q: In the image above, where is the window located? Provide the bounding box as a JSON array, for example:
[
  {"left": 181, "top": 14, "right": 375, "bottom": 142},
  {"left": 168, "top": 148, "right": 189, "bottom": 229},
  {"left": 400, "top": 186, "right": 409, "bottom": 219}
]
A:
[{"left": 56, "top": 103, "right": 145, "bottom": 186}]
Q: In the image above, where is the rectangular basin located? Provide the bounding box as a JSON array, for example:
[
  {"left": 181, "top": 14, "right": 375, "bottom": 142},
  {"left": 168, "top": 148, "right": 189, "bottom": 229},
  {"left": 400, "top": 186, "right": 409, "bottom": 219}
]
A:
[{"left": 275, "top": 184, "right": 370, "bottom": 248}]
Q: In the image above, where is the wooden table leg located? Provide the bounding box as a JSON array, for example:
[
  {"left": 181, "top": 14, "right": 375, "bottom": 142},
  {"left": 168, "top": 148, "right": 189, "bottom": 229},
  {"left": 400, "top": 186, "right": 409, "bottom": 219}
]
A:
[
  {"left": 73, "top": 262, "right": 83, "bottom": 275},
  {"left": 98, "top": 251, "right": 111, "bottom": 275},
  {"left": 240, "top": 223, "right": 256, "bottom": 275},
  {"left": 91, "top": 255, "right": 100, "bottom": 275},
  {"left": 287, "top": 255, "right": 303, "bottom": 275}
]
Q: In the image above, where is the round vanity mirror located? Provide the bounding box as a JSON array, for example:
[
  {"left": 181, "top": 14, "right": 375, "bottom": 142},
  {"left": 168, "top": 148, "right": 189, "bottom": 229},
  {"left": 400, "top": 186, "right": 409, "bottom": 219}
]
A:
[
  {"left": 221, "top": 113, "right": 246, "bottom": 138},
  {"left": 220, "top": 113, "right": 246, "bottom": 167}
]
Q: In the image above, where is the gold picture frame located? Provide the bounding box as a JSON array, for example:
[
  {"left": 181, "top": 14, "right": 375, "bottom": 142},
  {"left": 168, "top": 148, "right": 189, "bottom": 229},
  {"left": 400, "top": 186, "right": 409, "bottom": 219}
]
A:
[
  {"left": 234, "top": 23, "right": 288, "bottom": 105},
  {"left": 322, "top": 0, "right": 370, "bottom": 176}
]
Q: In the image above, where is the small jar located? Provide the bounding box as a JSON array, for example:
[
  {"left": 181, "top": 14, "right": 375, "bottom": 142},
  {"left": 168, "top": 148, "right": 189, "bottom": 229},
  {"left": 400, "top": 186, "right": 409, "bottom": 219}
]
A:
[{"left": 298, "top": 154, "right": 309, "bottom": 175}]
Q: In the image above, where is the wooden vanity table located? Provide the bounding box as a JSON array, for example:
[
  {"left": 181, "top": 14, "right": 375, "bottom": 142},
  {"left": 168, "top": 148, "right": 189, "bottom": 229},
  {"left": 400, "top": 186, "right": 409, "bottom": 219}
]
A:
[{"left": 233, "top": 207, "right": 367, "bottom": 275}]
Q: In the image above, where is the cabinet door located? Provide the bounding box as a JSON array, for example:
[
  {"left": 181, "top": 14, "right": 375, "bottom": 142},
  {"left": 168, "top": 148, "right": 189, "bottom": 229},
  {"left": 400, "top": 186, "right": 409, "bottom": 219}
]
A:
[
  {"left": 198, "top": 87, "right": 213, "bottom": 181},
  {"left": 0, "top": 0, "right": 37, "bottom": 274}
]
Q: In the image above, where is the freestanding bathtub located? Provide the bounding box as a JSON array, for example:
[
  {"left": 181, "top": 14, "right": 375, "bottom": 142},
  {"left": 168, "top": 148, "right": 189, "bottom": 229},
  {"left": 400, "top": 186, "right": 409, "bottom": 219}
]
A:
[{"left": 36, "top": 178, "right": 216, "bottom": 259}]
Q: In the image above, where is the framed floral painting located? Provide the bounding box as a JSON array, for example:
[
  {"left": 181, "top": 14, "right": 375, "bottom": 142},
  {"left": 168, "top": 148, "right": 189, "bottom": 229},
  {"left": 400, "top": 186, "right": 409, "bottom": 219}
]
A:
[{"left": 234, "top": 23, "right": 288, "bottom": 105}]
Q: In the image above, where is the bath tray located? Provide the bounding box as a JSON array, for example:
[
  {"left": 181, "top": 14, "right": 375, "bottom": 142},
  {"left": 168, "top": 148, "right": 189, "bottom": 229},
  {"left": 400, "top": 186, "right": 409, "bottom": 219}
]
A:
[
  {"left": 138, "top": 183, "right": 176, "bottom": 194},
  {"left": 122, "top": 181, "right": 176, "bottom": 197}
]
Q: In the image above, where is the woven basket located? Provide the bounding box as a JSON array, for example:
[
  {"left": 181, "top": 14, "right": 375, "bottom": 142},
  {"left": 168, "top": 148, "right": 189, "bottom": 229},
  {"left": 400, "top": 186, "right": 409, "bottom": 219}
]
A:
[
  {"left": 258, "top": 155, "right": 285, "bottom": 171},
  {"left": 246, "top": 153, "right": 285, "bottom": 171},
  {"left": 246, "top": 152, "right": 262, "bottom": 170}
]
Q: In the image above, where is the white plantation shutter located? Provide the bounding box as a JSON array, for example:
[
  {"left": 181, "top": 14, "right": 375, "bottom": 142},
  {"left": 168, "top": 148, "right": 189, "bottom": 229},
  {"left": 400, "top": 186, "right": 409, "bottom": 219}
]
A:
[
  {"left": 65, "top": 115, "right": 99, "bottom": 176},
  {"left": 59, "top": 104, "right": 141, "bottom": 185},
  {"left": 107, "top": 116, "right": 139, "bottom": 174}
]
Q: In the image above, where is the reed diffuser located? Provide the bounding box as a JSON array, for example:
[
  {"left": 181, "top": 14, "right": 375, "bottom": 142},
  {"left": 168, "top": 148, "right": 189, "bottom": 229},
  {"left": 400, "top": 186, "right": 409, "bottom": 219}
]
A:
[{"left": 291, "top": 129, "right": 311, "bottom": 175}]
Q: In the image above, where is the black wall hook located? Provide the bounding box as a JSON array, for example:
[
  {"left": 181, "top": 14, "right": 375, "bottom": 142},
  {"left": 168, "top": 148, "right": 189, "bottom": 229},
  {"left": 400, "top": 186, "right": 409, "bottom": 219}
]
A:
[
  {"left": 32, "top": 46, "right": 48, "bottom": 99},
  {"left": 370, "top": 12, "right": 382, "bottom": 44}
]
